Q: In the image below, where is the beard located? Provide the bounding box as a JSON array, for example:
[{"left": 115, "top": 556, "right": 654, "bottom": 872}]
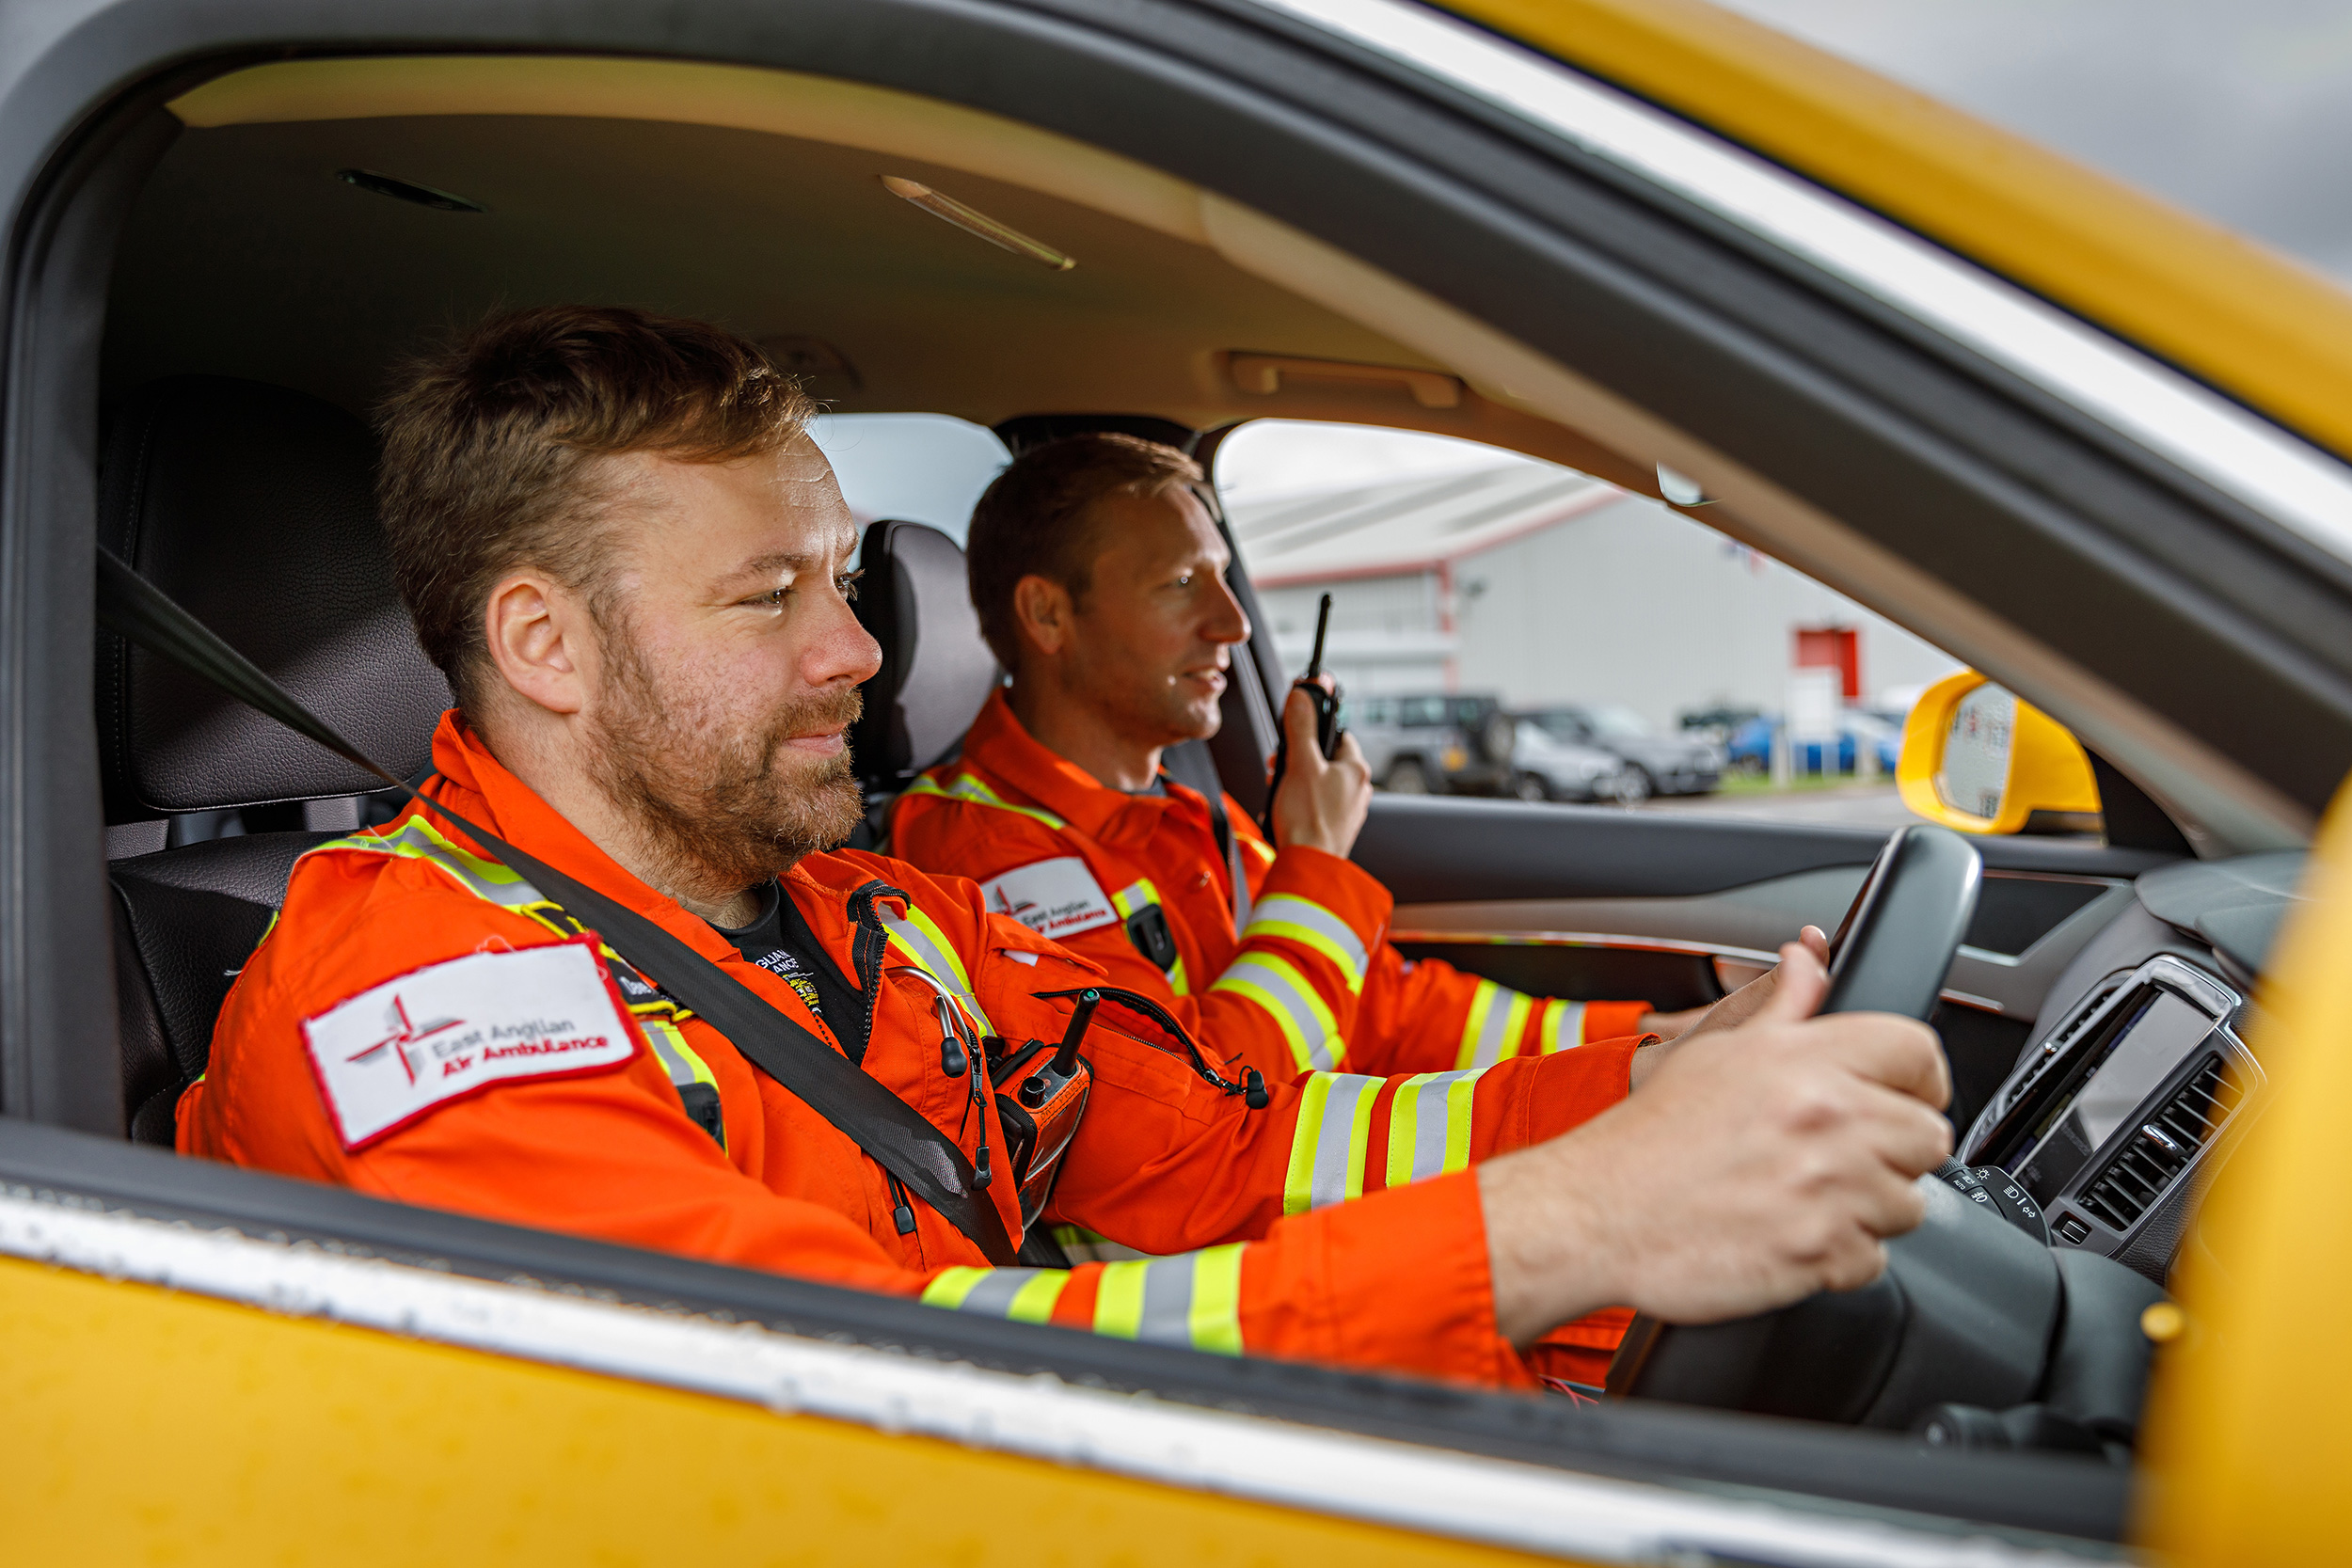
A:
[{"left": 584, "top": 625, "right": 866, "bottom": 900}]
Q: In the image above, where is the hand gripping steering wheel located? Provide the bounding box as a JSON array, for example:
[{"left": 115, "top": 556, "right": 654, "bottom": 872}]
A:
[{"left": 1603, "top": 824, "right": 2007, "bottom": 1427}]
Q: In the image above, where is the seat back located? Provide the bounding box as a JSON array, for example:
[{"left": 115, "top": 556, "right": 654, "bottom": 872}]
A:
[
  {"left": 849, "top": 519, "right": 999, "bottom": 796},
  {"left": 99, "top": 376, "right": 452, "bottom": 1142}
]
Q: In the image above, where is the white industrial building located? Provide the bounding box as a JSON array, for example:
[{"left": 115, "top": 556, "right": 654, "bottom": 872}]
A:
[{"left": 1227, "top": 456, "right": 1963, "bottom": 730}]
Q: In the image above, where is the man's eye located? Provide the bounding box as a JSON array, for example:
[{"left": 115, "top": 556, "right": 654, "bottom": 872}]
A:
[
  {"left": 1174, "top": 573, "right": 1194, "bottom": 588},
  {"left": 839, "top": 569, "right": 864, "bottom": 601},
  {"left": 743, "top": 588, "right": 787, "bottom": 608}
]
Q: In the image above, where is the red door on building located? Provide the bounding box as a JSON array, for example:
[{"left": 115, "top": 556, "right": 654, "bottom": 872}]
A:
[{"left": 1794, "top": 626, "right": 1860, "bottom": 699}]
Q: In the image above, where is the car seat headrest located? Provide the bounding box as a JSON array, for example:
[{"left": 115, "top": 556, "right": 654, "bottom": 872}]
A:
[
  {"left": 96, "top": 376, "right": 452, "bottom": 820},
  {"left": 850, "top": 519, "right": 999, "bottom": 791}
]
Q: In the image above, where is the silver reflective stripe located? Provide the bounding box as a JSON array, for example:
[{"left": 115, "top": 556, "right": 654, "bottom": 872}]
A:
[
  {"left": 1136, "top": 1256, "right": 1200, "bottom": 1347},
  {"left": 641, "top": 1020, "right": 698, "bottom": 1087},
  {"left": 877, "top": 909, "right": 994, "bottom": 1035},
  {"left": 1391, "top": 1069, "right": 1485, "bottom": 1187},
  {"left": 957, "top": 1268, "right": 1047, "bottom": 1316},
  {"left": 1243, "top": 894, "right": 1369, "bottom": 990},
  {"left": 1308, "top": 1074, "right": 1378, "bottom": 1211},
  {"left": 1213, "top": 953, "right": 1340, "bottom": 1071}
]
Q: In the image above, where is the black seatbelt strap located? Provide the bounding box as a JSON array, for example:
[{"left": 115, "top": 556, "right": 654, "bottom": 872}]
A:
[{"left": 96, "top": 546, "right": 1020, "bottom": 1266}]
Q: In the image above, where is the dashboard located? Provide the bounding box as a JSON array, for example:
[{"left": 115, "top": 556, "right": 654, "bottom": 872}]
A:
[{"left": 1961, "top": 850, "right": 2303, "bottom": 1282}]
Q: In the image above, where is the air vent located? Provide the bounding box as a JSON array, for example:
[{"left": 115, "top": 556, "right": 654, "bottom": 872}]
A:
[
  {"left": 2006, "top": 981, "right": 2126, "bottom": 1109},
  {"left": 2075, "top": 1055, "right": 2245, "bottom": 1233}
]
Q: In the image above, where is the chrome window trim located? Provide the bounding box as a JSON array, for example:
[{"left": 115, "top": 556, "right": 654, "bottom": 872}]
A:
[
  {"left": 1254, "top": 0, "right": 2352, "bottom": 566},
  {"left": 0, "top": 1190, "right": 2098, "bottom": 1567}
]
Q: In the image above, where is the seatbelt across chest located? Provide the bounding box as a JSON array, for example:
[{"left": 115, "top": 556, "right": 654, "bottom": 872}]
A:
[{"left": 97, "top": 546, "right": 1022, "bottom": 1267}]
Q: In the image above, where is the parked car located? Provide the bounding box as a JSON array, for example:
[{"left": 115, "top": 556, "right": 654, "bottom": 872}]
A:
[
  {"left": 1521, "top": 704, "right": 1723, "bottom": 795},
  {"left": 1678, "top": 704, "right": 1763, "bottom": 746},
  {"left": 1343, "top": 692, "right": 1518, "bottom": 793},
  {"left": 1506, "top": 720, "right": 1635, "bottom": 802},
  {"left": 1725, "top": 709, "right": 1902, "bottom": 776}
]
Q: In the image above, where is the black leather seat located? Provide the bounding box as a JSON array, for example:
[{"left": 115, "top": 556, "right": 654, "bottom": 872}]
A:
[
  {"left": 99, "top": 376, "right": 450, "bottom": 1143},
  {"left": 849, "top": 518, "right": 1001, "bottom": 799}
]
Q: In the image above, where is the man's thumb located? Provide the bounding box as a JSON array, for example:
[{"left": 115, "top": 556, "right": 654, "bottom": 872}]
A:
[
  {"left": 1283, "top": 685, "right": 1319, "bottom": 748},
  {"left": 1758, "top": 940, "right": 1829, "bottom": 1023}
]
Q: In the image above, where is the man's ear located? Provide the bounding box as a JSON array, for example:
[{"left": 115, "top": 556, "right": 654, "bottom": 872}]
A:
[
  {"left": 1011, "top": 573, "right": 1076, "bottom": 661},
  {"left": 483, "top": 571, "right": 596, "bottom": 717}
]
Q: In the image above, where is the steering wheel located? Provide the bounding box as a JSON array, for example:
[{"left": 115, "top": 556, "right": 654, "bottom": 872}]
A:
[
  {"left": 1604, "top": 824, "right": 2002, "bottom": 1427},
  {"left": 1818, "top": 822, "right": 1984, "bottom": 1019}
]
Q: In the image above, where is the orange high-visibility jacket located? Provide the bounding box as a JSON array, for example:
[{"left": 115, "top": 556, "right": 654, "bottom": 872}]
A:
[
  {"left": 180, "top": 712, "right": 1641, "bottom": 1387},
  {"left": 890, "top": 692, "right": 1653, "bottom": 1087}
]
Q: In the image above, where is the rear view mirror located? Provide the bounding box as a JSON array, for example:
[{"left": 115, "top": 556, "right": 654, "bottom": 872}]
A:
[{"left": 1897, "top": 672, "right": 2102, "bottom": 835}]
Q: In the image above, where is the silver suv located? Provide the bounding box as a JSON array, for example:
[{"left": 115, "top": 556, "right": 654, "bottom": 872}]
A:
[{"left": 1342, "top": 692, "right": 1518, "bottom": 794}]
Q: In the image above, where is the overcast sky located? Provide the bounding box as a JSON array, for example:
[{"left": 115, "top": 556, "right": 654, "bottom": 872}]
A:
[{"left": 1713, "top": 0, "right": 2352, "bottom": 286}]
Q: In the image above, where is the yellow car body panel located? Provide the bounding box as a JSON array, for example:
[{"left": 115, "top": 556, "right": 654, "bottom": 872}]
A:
[
  {"left": 1438, "top": 0, "right": 2352, "bottom": 465},
  {"left": 2140, "top": 780, "right": 2352, "bottom": 1566},
  {"left": 0, "top": 1256, "right": 1559, "bottom": 1567}
]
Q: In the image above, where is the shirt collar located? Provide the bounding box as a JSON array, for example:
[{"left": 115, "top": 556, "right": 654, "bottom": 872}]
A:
[{"left": 959, "top": 689, "right": 1210, "bottom": 847}]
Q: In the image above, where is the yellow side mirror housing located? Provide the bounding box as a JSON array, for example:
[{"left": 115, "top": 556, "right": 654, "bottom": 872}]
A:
[{"left": 1896, "top": 672, "right": 2101, "bottom": 835}]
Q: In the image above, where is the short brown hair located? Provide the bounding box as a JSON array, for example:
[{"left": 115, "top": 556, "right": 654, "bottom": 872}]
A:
[
  {"left": 966, "top": 433, "right": 1203, "bottom": 668},
  {"left": 377, "top": 305, "right": 814, "bottom": 711}
]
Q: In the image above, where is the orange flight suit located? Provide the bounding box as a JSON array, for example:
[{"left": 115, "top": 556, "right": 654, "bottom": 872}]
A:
[
  {"left": 888, "top": 693, "right": 1657, "bottom": 1383},
  {"left": 889, "top": 692, "right": 1654, "bottom": 1086},
  {"left": 180, "top": 712, "right": 1641, "bottom": 1388}
]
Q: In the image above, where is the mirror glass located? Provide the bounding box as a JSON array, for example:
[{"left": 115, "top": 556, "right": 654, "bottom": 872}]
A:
[{"left": 1935, "top": 683, "right": 2015, "bottom": 818}]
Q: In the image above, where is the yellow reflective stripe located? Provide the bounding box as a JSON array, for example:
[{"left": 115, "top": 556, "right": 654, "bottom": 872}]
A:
[
  {"left": 1456, "top": 980, "right": 1534, "bottom": 1069},
  {"left": 316, "top": 816, "right": 541, "bottom": 907},
  {"left": 919, "top": 1267, "right": 989, "bottom": 1309},
  {"left": 1091, "top": 1259, "right": 1149, "bottom": 1338},
  {"left": 1210, "top": 952, "right": 1343, "bottom": 1072},
  {"left": 1540, "top": 999, "right": 1589, "bottom": 1053},
  {"left": 1109, "top": 878, "right": 1162, "bottom": 919},
  {"left": 902, "top": 772, "right": 1069, "bottom": 832},
  {"left": 1281, "top": 1071, "right": 1380, "bottom": 1215},
  {"left": 1244, "top": 836, "right": 1276, "bottom": 866},
  {"left": 920, "top": 1266, "right": 1072, "bottom": 1323},
  {"left": 1188, "top": 1244, "right": 1246, "bottom": 1355},
  {"left": 1112, "top": 878, "right": 1188, "bottom": 991},
  {"left": 1384, "top": 1069, "right": 1486, "bottom": 1188},
  {"left": 879, "top": 906, "right": 993, "bottom": 1036},
  {"left": 1241, "top": 894, "right": 1368, "bottom": 994}
]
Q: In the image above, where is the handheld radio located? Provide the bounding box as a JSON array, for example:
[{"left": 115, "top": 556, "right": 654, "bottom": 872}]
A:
[{"left": 1260, "top": 592, "right": 1344, "bottom": 839}]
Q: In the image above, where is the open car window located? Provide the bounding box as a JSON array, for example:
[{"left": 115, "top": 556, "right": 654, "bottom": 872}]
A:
[{"left": 1216, "top": 418, "right": 1976, "bottom": 827}]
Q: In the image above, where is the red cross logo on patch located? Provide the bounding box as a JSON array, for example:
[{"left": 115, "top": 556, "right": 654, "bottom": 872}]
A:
[{"left": 345, "top": 994, "right": 466, "bottom": 1085}]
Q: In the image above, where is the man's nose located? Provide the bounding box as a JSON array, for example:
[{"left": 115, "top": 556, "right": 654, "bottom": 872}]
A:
[
  {"left": 805, "top": 586, "right": 884, "bottom": 688},
  {"left": 1204, "top": 572, "right": 1251, "bottom": 646}
]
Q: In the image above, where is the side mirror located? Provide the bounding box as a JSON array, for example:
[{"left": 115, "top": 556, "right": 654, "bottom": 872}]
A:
[{"left": 1897, "top": 672, "right": 2102, "bottom": 835}]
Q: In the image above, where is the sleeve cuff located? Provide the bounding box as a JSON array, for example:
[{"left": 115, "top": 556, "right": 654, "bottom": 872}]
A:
[{"left": 1248, "top": 1168, "right": 1528, "bottom": 1386}]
